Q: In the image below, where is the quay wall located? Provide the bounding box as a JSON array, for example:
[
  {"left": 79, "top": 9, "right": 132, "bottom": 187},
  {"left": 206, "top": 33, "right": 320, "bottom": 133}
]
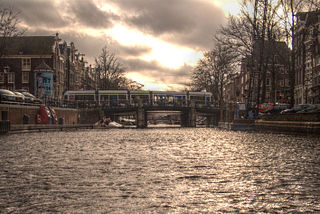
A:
[
  {"left": 261, "top": 112, "right": 320, "bottom": 122},
  {"left": 0, "top": 104, "right": 79, "bottom": 125},
  {"left": 78, "top": 108, "right": 103, "bottom": 124},
  {"left": 255, "top": 120, "right": 320, "bottom": 134}
]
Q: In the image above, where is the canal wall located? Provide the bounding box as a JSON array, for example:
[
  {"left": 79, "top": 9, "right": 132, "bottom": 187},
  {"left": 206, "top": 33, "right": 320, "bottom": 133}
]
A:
[
  {"left": 255, "top": 120, "right": 320, "bottom": 134},
  {"left": 78, "top": 108, "right": 103, "bottom": 124},
  {"left": 219, "top": 119, "right": 320, "bottom": 134},
  {"left": 0, "top": 104, "right": 79, "bottom": 125},
  {"left": 218, "top": 110, "right": 320, "bottom": 134},
  {"left": 260, "top": 112, "right": 320, "bottom": 122}
]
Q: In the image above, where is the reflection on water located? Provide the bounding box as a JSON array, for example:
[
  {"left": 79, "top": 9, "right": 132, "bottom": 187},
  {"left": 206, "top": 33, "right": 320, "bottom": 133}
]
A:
[{"left": 0, "top": 128, "right": 320, "bottom": 213}]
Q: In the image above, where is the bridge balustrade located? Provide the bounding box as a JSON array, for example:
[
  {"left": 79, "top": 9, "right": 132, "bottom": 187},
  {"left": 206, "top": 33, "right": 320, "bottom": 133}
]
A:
[{"left": 5, "top": 94, "right": 217, "bottom": 111}]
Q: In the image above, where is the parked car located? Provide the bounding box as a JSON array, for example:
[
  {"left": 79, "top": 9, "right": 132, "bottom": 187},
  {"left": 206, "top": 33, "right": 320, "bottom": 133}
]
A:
[
  {"left": 23, "top": 92, "right": 42, "bottom": 104},
  {"left": 280, "top": 104, "right": 310, "bottom": 114},
  {"left": 0, "top": 89, "right": 19, "bottom": 102},
  {"left": 15, "top": 90, "right": 42, "bottom": 104},
  {"left": 13, "top": 91, "right": 26, "bottom": 102},
  {"left": 259, "top": 103, "right": 274, "bottom": 113},
  {"left": 15, "top": 91, "right": 35, "bottom": 103},
  {"left": 265, "top": 103, "right": 291, "bottom": 115},
  {"left": 296, "top": 104, "right": 320, "bottom": 113}
]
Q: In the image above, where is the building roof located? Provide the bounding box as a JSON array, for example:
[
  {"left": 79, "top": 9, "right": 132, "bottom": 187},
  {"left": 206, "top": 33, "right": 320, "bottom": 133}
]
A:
[
  {"left": 34, "top": 60, "right": 53, "bottom": 73},
  {"left": 1, "top": 36, "right": 56, "bottom": 55},
  {"left": 252, "top": 40, "right": 290, "bottom": 63},
  {"left": 297, "top": 10, "right": 320, "bottom": 26}
]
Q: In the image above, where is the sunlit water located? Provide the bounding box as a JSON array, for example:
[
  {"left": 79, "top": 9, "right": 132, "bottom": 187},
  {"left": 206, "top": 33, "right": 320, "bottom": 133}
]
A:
[{"left": 0, "top": 128, "right": 320, "bottom": 213}]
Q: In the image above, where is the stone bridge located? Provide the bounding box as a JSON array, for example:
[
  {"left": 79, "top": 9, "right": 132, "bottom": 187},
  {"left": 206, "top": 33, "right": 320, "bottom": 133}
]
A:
[{"left": 101, "top": 103, "right": 221, "bottom": 128}]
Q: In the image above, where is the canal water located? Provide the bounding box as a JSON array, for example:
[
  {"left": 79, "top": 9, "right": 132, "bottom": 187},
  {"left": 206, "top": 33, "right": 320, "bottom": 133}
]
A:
[{"left": 0, "top": 128, "right": 320, "bottom": 213}]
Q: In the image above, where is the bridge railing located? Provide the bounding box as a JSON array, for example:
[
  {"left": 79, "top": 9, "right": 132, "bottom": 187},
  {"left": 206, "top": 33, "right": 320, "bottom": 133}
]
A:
[{"left": 39, "top": 96, "right": 218, "bottom": 109}]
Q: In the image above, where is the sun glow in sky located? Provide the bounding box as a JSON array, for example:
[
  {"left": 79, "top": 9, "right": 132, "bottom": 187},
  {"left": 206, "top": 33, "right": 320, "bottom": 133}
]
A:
[
  {"left": 103, "top": 0, "right": 241, "bottom": 90},
  {"left": 107, "top": 25, "right": 203, "bottom": 69},
  {"left": 213, "top": 0, "right": 241, "bottom": 16}
]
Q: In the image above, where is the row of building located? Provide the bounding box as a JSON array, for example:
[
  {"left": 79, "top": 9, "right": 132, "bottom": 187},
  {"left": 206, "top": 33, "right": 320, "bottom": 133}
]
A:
[
  {"left": 225, "top": 10, "right": 320, "bottom": 106},
  {"left": 0, "top": 33, "right": 96, "bottom": 99}
]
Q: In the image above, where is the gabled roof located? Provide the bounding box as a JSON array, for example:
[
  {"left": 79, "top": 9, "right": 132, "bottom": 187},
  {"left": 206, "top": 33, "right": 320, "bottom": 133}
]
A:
[
  {"left": 1, "top": 36, "right": 56, "bottom": 55},
  {"left": 34, "top": 60, "right": 53, "bottom": 73}
]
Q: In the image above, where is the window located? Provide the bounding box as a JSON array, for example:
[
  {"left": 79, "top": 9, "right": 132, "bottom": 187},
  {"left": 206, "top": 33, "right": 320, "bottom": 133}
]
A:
[
  {"left": 119, "top": 95, "right": 126, "bottom": 100},
  {"left": 285, "top": 79, "right": 290, "bottom": 87},
  {"left": 0, "top": 73, "right": 4, "bottom": 83},
  {"left": 279, "top": 80, "right": 284, "bottom": 87},
  {"left": 22, "top": 72, "right": 29, "bottom": 83},
  {"left": 22, "top": 58, "right": 31, "bottom": 71},
  {"left": 266, "top": 78, "right": 270, "bottom": 86},
  {"left": 7, "top": 73, "right": 14, "bottom": 83}
]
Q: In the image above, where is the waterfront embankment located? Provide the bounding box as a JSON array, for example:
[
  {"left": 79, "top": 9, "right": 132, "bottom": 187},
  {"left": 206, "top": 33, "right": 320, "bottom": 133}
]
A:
[{"left": 219, "top": 117, "right": 320, "bottom": 134}]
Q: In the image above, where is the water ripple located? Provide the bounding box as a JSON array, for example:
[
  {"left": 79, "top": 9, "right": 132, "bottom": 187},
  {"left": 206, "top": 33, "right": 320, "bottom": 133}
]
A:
[{"left": 0, "top": 128, "right": 320, "bottom": 213}]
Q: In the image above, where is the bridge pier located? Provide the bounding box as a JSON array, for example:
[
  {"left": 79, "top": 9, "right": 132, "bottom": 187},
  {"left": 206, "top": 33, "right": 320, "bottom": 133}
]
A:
[
  {"left": 180, "top": 101, "right": 196, "bottom": 127},
  {"left": 136, "top": 99, "right": 147, "bottom": 128},
  {"left": 206, "top": 116, "right": 213, "bottom": 127}
]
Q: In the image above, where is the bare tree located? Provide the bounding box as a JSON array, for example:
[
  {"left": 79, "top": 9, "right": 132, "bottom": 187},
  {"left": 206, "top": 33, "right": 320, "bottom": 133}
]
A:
[
  {"left": 0, "top": 7, "right": 25, "bottom": 57},
  {"left": 95, "top": 45, "right": 143, "bottom": 90},
  {"left": 304, "top": 0, "right": 320, "bottom": 9},
  {"left": 95, "top": 46, "right": 126, "bottom": 90},
  {"left": 215, "top": 0, "right": 290, "bottom": 107},
  {"left": 191, "top": 44, "right": 236, "bottom": 107}
]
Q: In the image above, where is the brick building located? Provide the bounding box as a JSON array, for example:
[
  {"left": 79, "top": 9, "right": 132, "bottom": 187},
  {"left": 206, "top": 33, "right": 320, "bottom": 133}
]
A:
[
  {"left": 239, "top": 40, "right": 291, "bottom": 107},
  {"left": 0, "top": 34, "right": 63, "bottom": 98},
  {"left": 0, "top": 34, "right": 94, "bottom": 99},
  {"left": 83, "top": 65, "right": 97, "bottom": 90},
  {"left": 295, "top": 10, "right": 320, "bottom": 104}
]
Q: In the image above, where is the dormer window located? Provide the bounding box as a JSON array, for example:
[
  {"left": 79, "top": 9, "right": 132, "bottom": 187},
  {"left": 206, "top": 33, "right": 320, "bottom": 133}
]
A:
[{"left": 22, "top": 58, "right": 31, "bottom": 71}]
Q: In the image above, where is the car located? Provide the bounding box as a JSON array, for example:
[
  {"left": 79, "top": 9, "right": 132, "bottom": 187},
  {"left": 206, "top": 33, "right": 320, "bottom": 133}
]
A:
[
  {"left": 280, "top": 104, "right": 311, "bottom": 114},
  {"left": 15, "top": 90, "right": 42, "bottom": 104},
  {"left": 13, "top": 91, "right": 26, "bottom": 102},
  {"left": 22, "top": 92, "right": 42, "bottom": 104},
  {"left": 296, "top": 104, "right": 320, "bottom": 113},
  {"left": 0, "top": 89, "right": 20, "bottom": 102},
  {"left": 264, "top": 103, "right": 291, "bottom": 115},
  {"left": 259, "top": 103, "right": 274, "bottom": 113},
  {"left": 15, "top": 91, "right": 35, "bottom": 103}
]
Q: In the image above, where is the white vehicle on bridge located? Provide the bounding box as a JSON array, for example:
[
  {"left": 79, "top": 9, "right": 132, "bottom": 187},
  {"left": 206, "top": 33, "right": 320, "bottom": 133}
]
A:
[
  {"left": 99, "top": 90, "right": 128, "bottom": 106},
  {"left": 152, "top": 91, "right": 187, "bottom": 107},
  {"left": 189, "top": 91, "right": 212, "bottom": 107},
  {"left": 63, "top": 90, "right": 213, "bottom": 107},
  {"left": 129, "top": 91, "right": 151, "bottom": 106},
  {"left": 64, "top": 90, "right": 97, "bottom": 102}
]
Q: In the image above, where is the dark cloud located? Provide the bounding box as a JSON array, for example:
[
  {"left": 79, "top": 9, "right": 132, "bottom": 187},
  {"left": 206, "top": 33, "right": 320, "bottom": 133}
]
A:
[
  {"left": 2, "top": 0, "right": 118, "bottom": 29},
  {"left": 117, "top": 45, "right": 152, "bottom": 57},
  {"left": 67, "top": 0, "right": 118, "bottom": 28},
  {"left": 1, "top": 0, "right": 69, "bottom": 28},
  {"left": 108, "top": 0, "right": 226, "bottom": 49},
  {"left": 124, "top": 58, "right": 192, "bottom": 86}
]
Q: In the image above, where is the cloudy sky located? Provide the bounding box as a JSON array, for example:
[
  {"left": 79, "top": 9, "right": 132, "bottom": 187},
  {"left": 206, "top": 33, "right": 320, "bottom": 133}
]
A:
[{"left": 2, "top": 0, "right": 240, "bottom": 91}]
